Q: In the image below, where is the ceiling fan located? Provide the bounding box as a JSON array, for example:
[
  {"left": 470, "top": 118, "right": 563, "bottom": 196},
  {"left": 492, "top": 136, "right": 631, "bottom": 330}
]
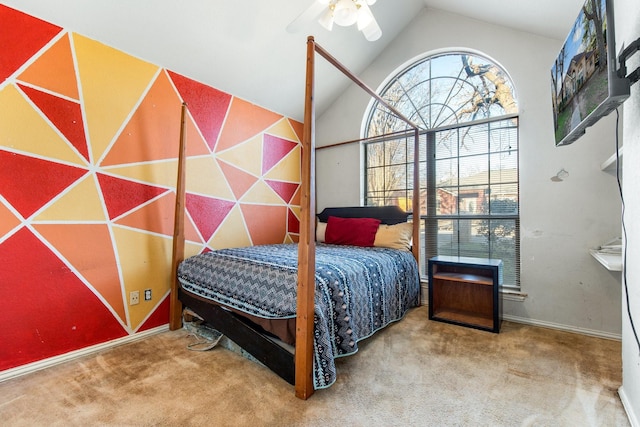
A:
[{"left": 286, "top": 0, "right": 382, "bottom": 41}]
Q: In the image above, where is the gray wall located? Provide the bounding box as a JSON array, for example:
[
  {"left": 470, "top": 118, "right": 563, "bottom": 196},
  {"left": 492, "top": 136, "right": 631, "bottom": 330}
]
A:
[
  {"left": 617, "top": 0, "right": 640, "bottom": 422},
  {"left": 315, "top": 8, "right": 623, "bottom": 338}
]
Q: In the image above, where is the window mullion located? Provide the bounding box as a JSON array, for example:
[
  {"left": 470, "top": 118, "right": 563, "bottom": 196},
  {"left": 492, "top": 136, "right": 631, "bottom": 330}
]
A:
[{"left": 425, "top": 131, "right": 438, "bottom": 261}]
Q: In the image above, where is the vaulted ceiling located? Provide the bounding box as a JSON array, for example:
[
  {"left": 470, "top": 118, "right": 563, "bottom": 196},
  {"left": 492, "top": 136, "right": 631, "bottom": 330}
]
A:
[{"left": 4, "top": 0, "right": 585, "bottom": 120}]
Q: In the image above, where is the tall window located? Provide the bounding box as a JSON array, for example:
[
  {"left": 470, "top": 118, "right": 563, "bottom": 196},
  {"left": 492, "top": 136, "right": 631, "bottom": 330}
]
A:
[{"left": 364, "top": 52, "right": 520, "bottom": 289}]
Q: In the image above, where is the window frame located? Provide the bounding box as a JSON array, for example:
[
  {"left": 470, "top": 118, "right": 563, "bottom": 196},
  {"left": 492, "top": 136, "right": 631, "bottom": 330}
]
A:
[{"left": 362, "top": 51, "right": 521, "bottom": 290}]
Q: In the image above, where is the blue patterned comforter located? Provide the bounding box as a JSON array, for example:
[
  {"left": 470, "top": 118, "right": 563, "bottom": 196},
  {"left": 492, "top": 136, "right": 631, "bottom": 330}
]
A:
[{"left": 177, "top": 243, "right": 420, "bottom": 389}]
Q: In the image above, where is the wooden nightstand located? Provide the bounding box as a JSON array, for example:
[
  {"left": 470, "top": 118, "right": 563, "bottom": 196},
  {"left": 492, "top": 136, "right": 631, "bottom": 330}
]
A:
[{"left": 428, "top": 256, "right": 503, "bottom": 333}]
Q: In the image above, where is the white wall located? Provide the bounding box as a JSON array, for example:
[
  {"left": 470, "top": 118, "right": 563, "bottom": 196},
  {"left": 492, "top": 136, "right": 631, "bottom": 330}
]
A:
[
  {"left": 315, "top": 8, "right": 623, "bottom": 337},
  {"left": 617, "top": 0, "right": 640, "bottom": 423}
]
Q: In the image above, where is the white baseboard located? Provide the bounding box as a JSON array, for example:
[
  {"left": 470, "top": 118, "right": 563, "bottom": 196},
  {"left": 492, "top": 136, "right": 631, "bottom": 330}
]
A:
[
  {"left": 502, "top": 314, "right": 622, "bottom": 341},
  {"left": 619, "top": 386, "right": 639, "bottom": 427},
  {"left": 420, "top": 285, "right": 619, "bottom": 341},
  {"left": 0, "top": 325, "right": 169, "bottom": 383}
]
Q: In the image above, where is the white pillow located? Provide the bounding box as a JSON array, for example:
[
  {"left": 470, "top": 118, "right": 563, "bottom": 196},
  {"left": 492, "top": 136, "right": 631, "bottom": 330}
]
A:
[{"left": 316, "top": 221, "right": 327, "bottom": 242}]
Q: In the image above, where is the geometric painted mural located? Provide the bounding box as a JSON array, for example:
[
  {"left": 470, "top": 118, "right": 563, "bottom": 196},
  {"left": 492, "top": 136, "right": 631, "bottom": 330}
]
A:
[{"left": 0, "top": 4, "right": 302, "bottom": 372}]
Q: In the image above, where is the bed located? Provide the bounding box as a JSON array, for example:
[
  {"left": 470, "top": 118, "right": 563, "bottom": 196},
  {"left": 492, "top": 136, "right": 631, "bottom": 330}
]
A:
[
  {"left": 169, "top": 37, "right": 422, "bottom": 399},
  {"left": 177, "top": 206, "right": 420, "bottom": 389}
]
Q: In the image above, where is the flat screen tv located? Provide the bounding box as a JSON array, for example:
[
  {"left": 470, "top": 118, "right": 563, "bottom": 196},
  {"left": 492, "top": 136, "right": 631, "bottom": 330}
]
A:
[{"left": 551, "top": 0, "right": 629, "bottom": 146}]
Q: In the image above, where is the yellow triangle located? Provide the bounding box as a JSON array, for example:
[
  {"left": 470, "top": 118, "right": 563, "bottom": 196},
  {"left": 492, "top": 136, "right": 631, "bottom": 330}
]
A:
[
  {"left": 266, "top": 118, "right": 300, "bottom": 142},
  {"left": 112, "top": 225, "right": 173, "bottom": 331},
  {"left": 0, "top": 85, "right": 85, "bottom": 166},
  {"left": 216, "top": 134, "right": 262, "bottom": 177},
  {"left": 73, "top": 34, "right": 159, "bottom": 164},
  {"left": 184, "top": 241, "right": 206, "bottom": 259},
  {"left": 186, "top": 156, "right": 234, "bottom": 200},
  {"left": 208, "top": 204, "right": 251, "bottom": 249},
  {"left": 240, "top": 180, "right": 284, "bottom": 205},
  {"left": 264, "top": 146, "right": 301, "bottom": 182},
  {"left": 34, "top": 175, "right": 106, "bottom": 221},
  {"left": 104, "top": 160, "right": 178, "bottom": 188}
]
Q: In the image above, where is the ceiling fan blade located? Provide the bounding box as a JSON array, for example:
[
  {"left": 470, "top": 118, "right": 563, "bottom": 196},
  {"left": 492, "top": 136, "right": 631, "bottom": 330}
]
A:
[{"left": 286, "top": 1, "right": 328, "bottom": 33}]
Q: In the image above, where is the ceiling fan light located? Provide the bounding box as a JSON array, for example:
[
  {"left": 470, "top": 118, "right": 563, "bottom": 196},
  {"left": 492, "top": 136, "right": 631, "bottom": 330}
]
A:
[
  {"left": 357, "top": 3, "right": 374, "bottom": 30},
  {"left": 318, "top": 8, "right": 335, "bottom": 31},
  {"left": 333, "top": 0, "right": 359, "bottom": 26},
  {"left": 362, "top": 19, "right": 382, "bottom": 41}
]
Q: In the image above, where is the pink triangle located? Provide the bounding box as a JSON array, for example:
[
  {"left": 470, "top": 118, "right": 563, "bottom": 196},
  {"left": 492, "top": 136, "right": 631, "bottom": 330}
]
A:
[
  {"left": 167, "top": 71, "right": 232, "bottom": 152},
  {"left": 186, "top": 194, "right": 235, "bottom": 242},
  {"left": 262, "top": 134, "right": 298, "bottom": 174},
  {"left": 97, "top": 173, "right": 169, "bottom": 220},
  {"left": 0, "top": 151, "right": 86, "bottom": 218},
  {"left": 18, "top": 84, "right": 90, "bottom": 161},
  {"left": 265, "top": 180, "right": 300, "bottom": 203},
  {"left": 0, "top": 228, "right": 127, "bottom": 370}
]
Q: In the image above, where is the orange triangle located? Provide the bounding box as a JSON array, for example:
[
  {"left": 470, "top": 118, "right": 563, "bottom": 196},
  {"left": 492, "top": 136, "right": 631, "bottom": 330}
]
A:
[
  {"left": 115, "top": 192, "right": 175, "bottom": 236},
  {"left": 240, "top": 204, "right": 287, "bottom": 245},
  {"left": 102, "top": 72, "right": 184, "bottom": 166},
  {"left": 183, "top": 210, "right": 203, "bottom": 244},
  {"left": 218, "top": 160, "right": 258, "bottom": 200},
  {"left": 18, "top": 34, "right": 79, "bottom": 100},
  {"left": 0, "top": 200, "right": 21, "bottom": 238},
  {"left": 114, "top": 192, "right": 200, "bottom": 242},
  {"left": 216, "top": 98, "right": 282, "bottom": 152},
  {"left": 290, "top": 185, "right": 301, "bottom": 206},
  {"left": 33, "top": 223, "right": 126, "bottom": 323},
  {"left": 289, "top": 118, "right": 304, "bottom": 143}
]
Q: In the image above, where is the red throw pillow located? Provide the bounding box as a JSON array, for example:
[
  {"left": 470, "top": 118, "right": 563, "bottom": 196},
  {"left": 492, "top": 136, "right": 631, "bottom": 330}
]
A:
[{"left": 325, "top": 216, "right": 381, "bottom": 247}]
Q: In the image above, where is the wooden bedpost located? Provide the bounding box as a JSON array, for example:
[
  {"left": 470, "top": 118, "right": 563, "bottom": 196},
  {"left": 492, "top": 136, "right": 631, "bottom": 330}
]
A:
[
  {"left": 295, "top": 36, "right": 317, "bottom": 400},
  {"left": 311, "top": 41, "right": 422, "bottom": 271},
  {"left": 169, "top": 103, "right": 188, "bottom": 331}
]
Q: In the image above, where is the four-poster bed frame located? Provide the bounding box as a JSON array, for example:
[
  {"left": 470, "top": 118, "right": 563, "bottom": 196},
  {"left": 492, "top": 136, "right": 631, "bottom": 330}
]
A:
[{"left": 169, "top": 36, "right": 421, "bottom": 400}]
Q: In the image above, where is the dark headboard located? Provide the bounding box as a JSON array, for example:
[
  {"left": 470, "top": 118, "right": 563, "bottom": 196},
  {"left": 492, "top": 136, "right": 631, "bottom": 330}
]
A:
[{"left": 317, "top": 206, "right": 410, "bottom": 225}]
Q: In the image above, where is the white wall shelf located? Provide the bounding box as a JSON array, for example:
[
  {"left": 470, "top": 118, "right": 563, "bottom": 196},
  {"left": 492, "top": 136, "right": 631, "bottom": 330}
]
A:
[
  {"left": 589, "top": 249, "right": 622, "bottom": 271},
  {"left": 600, "top": 146, "right": 623, "bottom": 175}
]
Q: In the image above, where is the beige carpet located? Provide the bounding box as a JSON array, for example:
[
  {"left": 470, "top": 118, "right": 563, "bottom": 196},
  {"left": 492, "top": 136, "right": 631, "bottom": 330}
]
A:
[{"left": 0, "top": 306, "right": 629, "bottom": 426}]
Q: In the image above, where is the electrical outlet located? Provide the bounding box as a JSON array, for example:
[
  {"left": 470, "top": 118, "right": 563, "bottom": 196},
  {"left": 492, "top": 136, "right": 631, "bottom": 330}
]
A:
[
  {"left": 144, "top": 289, "right": 152, "bottom": 301},
  {"left": 130, "top": 290, "right": 140, "bottom": 305}
]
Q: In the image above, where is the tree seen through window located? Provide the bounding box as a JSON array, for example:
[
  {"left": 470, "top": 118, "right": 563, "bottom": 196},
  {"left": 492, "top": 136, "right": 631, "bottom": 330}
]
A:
[{"left": 364, "top": 52, "right": 520, "bottom": 288}]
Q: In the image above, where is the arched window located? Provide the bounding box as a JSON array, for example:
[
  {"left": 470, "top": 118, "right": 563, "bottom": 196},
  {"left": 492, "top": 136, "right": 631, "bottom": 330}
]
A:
[{"left": 363, "top": 51, "right": 520, "bottom": 288}]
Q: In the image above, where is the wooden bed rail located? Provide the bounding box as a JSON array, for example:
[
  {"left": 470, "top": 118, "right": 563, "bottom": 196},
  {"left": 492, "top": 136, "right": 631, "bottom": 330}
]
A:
[{"left": 313, "top": 42, "right": 420, "bottom": 130}]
